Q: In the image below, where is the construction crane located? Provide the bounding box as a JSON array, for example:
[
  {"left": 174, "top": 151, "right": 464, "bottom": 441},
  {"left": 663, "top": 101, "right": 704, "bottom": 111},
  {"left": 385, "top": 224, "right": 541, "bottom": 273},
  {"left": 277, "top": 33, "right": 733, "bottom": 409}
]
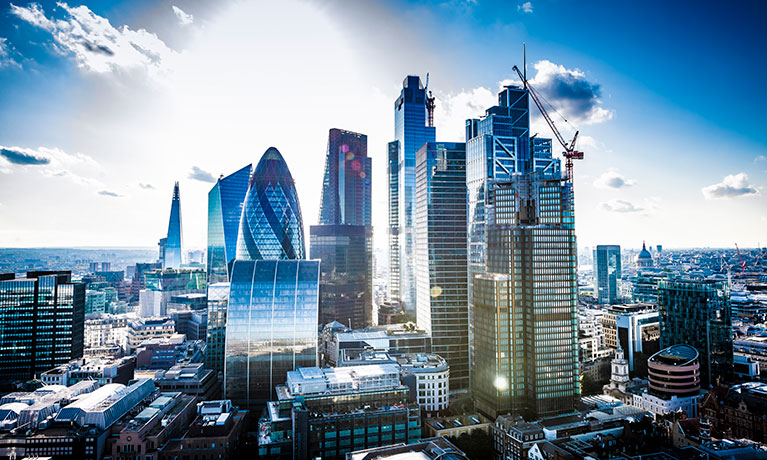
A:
[
  {"left": 424, "top": 72, "right": 435, "bottom": 128},
  {"left": 511, "top": 64, "right": 583, "bottom": 182},
  {"left": 735, "top": 243, "right": 747, "bottom": 272}
]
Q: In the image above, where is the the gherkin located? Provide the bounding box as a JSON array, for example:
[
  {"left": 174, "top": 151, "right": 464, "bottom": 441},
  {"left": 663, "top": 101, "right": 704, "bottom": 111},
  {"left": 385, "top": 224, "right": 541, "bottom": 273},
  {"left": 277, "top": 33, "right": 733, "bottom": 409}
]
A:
[{"left": 236, "top": 147, "right": 305, "bottom": 260}]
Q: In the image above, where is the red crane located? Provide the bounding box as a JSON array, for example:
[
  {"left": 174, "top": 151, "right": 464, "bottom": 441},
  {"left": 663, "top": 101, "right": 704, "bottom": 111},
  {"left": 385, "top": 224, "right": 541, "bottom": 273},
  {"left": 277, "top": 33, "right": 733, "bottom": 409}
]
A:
[
  {"left": 511, "top": 65, "right": 584, "bottom": 183},
  {"left": 735, "top": 243, "right": 747, "bottom": 272}
]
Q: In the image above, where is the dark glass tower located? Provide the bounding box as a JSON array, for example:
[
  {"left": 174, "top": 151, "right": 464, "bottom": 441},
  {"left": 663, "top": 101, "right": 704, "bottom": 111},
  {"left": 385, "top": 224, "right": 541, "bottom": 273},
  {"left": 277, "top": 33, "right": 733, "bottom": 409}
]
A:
[
  {"left": 207, "top": 164, "right": 252, "bottom": 284},
  {"left": 311, "top": 128, "right": 373, "bottom": 328},
  {"left": 594, "top": 245, "right": 621, "bottom": 304},
  {"left": 658, "top": 279, "right": 732, "bottom": 387},
  {"left": 392, "top": 76, "right": 436, "bottom": 314},
  {"left": 468, "top": 85, "right": 579, "bottom": 420},
  {"left": 236, "top": 148, "right": 305, "bottom": 260},
  {"left": 415, "top": 142, "right": 469, "bottom": 392},
  {"left": 0, "top": 271, "right": 84, "bottom": 387},
  {"left": 164, "top": 182, "right": 183, "bottom": 269}
]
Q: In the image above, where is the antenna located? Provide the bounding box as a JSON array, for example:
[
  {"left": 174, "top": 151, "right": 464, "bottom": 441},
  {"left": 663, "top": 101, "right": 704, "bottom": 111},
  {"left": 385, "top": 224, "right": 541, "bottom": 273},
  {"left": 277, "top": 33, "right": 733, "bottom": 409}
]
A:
[{"left": 523, "top": 42, "right": 526, "bottom": 82}]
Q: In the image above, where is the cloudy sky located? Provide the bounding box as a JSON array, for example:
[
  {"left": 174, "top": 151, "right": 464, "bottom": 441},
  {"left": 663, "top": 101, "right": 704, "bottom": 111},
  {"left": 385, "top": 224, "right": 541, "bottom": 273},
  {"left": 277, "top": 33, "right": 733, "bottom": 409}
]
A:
[{"left": 0, "top": 0, "right": 765, "bottom": 251}]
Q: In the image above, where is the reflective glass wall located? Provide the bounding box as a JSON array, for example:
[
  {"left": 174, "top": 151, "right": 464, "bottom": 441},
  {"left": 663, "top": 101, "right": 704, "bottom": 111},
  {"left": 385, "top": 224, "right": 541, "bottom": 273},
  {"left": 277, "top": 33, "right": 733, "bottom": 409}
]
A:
[{"left": 207, "top": 164, "right": 251, "bottom": 284}]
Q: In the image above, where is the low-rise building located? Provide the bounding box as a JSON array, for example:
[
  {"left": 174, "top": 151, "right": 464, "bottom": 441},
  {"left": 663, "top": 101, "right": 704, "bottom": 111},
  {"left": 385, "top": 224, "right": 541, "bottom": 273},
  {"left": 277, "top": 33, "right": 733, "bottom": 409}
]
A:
[
  {"left": 423, "top": 413, "right": 490, "bottom": 439},
  {"left": 491, "top": 415, "right": 543, "bottom": 460},
  {"left": 700, "top": 382, "right": 767, "bottom": 442},
  {"left": 153, "top": 363, "right": 219, "bottom": 401},
  {"left": 632, "top": 345, "right": 703, "bottom": 419},
  {"left": 125, "top": 317, "right": 177, "bottom": 354},
  {"left": 346, "top": 436, "right": 467, "bottom": 460},
  {"left": 397, "top": 353, "right": 449, "bottom": 414}
]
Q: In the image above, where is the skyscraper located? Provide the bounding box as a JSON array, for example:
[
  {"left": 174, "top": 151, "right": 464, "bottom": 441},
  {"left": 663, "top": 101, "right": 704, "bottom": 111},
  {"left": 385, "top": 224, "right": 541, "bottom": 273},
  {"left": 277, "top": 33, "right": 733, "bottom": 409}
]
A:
[
  {"left": 224, "top": 147, "right": 320, "bottom": 411},
  {"left": 391, "top": 75, "right": 436, "bottom": 314},
  {"left": 388, "top": 141, "right": 400, "bottom": 302},
  {"left": 414, "top": 141, "right": 469, "bottom": 392},
  {"left": 468, "top": 84, "right": 579, "bottom": 420},
  {"left": 163, "top": 182, "right": 183, "bottom": 269},
  {"left": 594, "top": 245, "right": 621, "bottom": 304},
  {"left": 236, "top": 147, "right": 305, "bottom": 260},
  {"left": 311, "top": 128, "right": 373, "bottom": 328},
  {"left": 207, "top": 164, "right": 251, "bottom": 284},
  {"left": 658, "top": 279, "right": 732, "bottom": 387},
  {"left": 0, "top": 271, "right": 84, "bottom": 387}
]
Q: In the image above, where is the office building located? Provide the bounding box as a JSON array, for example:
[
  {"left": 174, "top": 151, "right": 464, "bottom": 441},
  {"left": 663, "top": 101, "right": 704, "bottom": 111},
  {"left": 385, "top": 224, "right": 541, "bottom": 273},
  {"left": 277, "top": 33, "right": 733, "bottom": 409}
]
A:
[
  {"left": 164, "top": 182, "right": 183, "bottom": 269},
  {"left": 658, "top": 279, "right": 732, "bottom": 386},
  {"left": 492, "top": 416, "right": 544, "bottom": 460},
  {"left": 0, "top": 271, "right": 85, "bottom": 387},
  {"left": 388, "top": 141, "right": 400, "bottom": 302},
  {"left": 205, "top": 282, "right": 229, "bottom": 378},
  {"left": 468, "top": 84, "right": 579, "bottom": 420},
  {"left": 311, "top": 225, "right": 373, "bottom": 328},
  {"left": 323, "top": 324, "right": 432, "bottom": 367},
  {"left": 414, "top": 141, "right": 469, "bottom": 393},
  {"left": 124, "top": 317, "right": 177, "bottom": 354},
  {"left": 259, "top": 364, "right": 421, "bottom": 459},
  {"left": 40, "top": 356, "right": 135, "bottom": 387},
  {"left": 594, "top": 245, "right": 621, "bottom": 304},
  {"left": 153, "top": 362, "right": 220, "bottom": 400},
  {"left": 207, "top": 164, "right": 251, "bottom": 284},
  {"left": 600, "top": 303, "right": 660, "bottom": 375},
  {"left": 700, "top": 382, "right": 767, "bottom": 442},
  {"left": 632, "top": 344, "right": 703, "bottom": 418},
  {"left": 391, "top": 75, "right": 436, "bottom": 314},
  {"left": 236, "top": 147, "right": 305, "bottom": 260},
  {"left": 423, "top": 413, "right": 490, "bottom": 439},
  {"left": 347, "top": 437, "right": 467, "bottom": 460},
  {"left": 311, "top": 128, "right": 374, "bottom": 328},
  {"left": 223, "top": 259, "right": 320, "bottom": 411},
  {"left": 139, "top": 268, "right": 206, "bottom": 317}
]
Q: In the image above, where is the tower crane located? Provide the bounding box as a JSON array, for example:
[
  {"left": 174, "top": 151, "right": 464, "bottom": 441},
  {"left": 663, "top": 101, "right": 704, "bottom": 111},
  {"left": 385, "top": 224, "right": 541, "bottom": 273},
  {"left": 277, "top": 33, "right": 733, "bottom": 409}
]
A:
[
  {"left": 735, "top": 243, "right": 747, "bottom": 272},
  {"left": 511, "top": 65, "right": 584, "bottom": 182}
]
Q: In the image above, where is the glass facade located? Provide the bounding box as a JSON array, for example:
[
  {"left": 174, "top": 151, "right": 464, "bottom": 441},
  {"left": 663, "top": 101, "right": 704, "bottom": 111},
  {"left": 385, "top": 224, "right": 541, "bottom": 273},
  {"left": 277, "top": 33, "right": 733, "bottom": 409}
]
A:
[
  {"left": 224, "top": 260, "right": 320, "bottom": 411},
  {"left": 467, "top": 85, "right": 578, "bottom": 420},
  {"left": 387, "top": 141, "right": 400, "bottom": 302},
  {"left": 207, "top": 164, "right": 251, "bottom": 284},
  {"left": 205, "top": 282, "right": 230, "bottom": 378},
  {"left": 0, "top": 272, "right": 84, "bottom": 386},
  {"left": 393, "top": 76, "right": 436, "bottom": 313},
  {"left": 658, "top": 279, "right": 732, "bottom": 387},
  {"left": 164, "top": 182, "right": 183, "bottom": 269},
  {"left": 318, "top": 129, "right": 371, "bottom": 227},
  {"left": 594, "top": 245, "right": 621, "bottom": 304},
  {"left": 310, "top": 225, "right": 373, "bottom": 329},
  {"left": 236, "top": 147, "right": 305, "bottom": 260},
  {"left": 414, "top": 142, "right": 469, "bottom": 392}
]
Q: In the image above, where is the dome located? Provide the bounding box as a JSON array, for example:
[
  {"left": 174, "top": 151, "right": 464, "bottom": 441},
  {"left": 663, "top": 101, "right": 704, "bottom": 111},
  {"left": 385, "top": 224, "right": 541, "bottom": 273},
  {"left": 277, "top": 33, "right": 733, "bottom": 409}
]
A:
[
  {"left": 636, "top": 241, "right": 653, "bottom": 268},
  {"left": 236, "top": 147, "right": 305, "bottom": 260}
]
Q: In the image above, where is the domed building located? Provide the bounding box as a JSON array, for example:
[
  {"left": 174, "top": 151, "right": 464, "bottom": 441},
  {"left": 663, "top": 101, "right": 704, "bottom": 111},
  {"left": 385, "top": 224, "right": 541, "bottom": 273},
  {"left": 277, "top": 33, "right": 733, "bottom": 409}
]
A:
[
  {"left": 636, "top": 241, "right": 654, "bottom": 268},
  {"left": 236, "top": 147, "right": 305, "bottom": 260}
]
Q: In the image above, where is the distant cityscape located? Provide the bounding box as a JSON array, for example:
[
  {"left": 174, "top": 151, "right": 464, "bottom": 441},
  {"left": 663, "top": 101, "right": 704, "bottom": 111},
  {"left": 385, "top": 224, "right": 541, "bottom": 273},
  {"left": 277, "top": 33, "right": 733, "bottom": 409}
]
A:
[{"left": 0, "top": 72, "right": 766, "bottom": 460}]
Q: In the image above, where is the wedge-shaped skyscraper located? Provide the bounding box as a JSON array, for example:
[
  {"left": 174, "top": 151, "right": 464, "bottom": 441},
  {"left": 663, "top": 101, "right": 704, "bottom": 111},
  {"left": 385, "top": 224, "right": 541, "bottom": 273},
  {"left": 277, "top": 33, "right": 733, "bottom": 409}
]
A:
[
  {"left": 207, "top": 164, "right": 251, "bottom": 284},
  {"left": 163, "top": 182, "right": 183, "bottom": 269},
  {"left": 236, "top": 147, "right": 305, "bottom": 260}
]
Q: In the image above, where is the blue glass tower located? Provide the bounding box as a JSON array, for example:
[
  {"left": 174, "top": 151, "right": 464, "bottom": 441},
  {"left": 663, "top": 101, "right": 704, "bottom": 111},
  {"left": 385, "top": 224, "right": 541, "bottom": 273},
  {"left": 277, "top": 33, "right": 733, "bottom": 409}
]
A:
[
  {"left": 207, "top": 164, "right": 252, "bottom": 284},
  {"left": 594, "top": 245, "right": 621, "bottom": 304},
  {"left": 236, "top": 147, "right": 305, "bottom": 260},
  {"left": 163, "top": 182, "right": 183, "bottom": 269},
  {"left": 393, "top": 75, "right": 436, "bottom": 314}
]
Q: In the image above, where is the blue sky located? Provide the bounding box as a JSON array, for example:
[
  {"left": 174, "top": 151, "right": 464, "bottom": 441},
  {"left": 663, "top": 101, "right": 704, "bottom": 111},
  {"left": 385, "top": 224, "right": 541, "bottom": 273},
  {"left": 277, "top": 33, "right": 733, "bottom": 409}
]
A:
[{"left": 0, "top": 0, "right": 764, "bottom": 250}]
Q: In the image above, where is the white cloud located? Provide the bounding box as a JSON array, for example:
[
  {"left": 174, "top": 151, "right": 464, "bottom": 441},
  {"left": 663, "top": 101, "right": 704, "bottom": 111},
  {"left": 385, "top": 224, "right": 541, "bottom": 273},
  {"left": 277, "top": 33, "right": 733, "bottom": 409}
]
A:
[
  {"left": 434, "top": 87, "right": 496, "bottom": 141},
  {"left": 11, "top": 2, "right": 177, "bottom": 78},
  {"left": 599, "top": 199, "right": 643, "bottom": 213},
  {"left": 517, "top": 2, "right": 533, "bottom": 13},
  {"left": 98, "top": 190, "right": 124, "bottom": 198},
  {"left": 188, "top": 166, "right": 216, "bottom": 183},
  {"left": 0, "top": 144, "right": 101, "bottom": 187},
  {"left": 172, "top": 6, "right": 194, "bottom": 26},
  {"left": 0, "top": 37, "right": 22, "bottom": 69},
  {"left": 702, "top": 173, "right": 760, "bottom": 199},
  {"left": 593, "top": 170, "right": 635, "bottom": 189}
]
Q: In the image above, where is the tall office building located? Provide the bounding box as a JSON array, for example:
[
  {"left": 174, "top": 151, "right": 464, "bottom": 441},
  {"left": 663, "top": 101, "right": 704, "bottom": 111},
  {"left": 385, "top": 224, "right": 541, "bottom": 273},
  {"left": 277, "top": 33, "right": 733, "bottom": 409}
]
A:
[
  {"left": 236, "top": 147, "right": 305, "bottom": 260},
  {"left": 594, "top": 245, "right": 622, "bottom": 304},
  {"left": 414, "top": 142, "right": 469, "bottom": 392},
  {"left": 658, "top": 279, "right": 732, "bottom": 387},
  {"left": 468, "top": 84, "right": 579, "bottom": 420},
  {"left": 318, "top": 128, "right": 371, "bottom": 227},
  {"left": 224, "top": 147, "right": 320, "bottom": 411},
  {"left": 388, "top": 141, "right": 401, "bottom": 302},
  {"left": 311, "top": 129, "right": 373, "bottom": 327},
  {"left": 207, "top": 164, "right": 251, "bottom": 284},
  {"left": 0, "top": 271, "right": 84, "bottom": 387},
  {"left": 391, "top": 75, "right": 436, "bottom": 314},
  {"left": 163, "top": 182, "right": 183, "bottom": 269},
  {"left": 224, "top": 259, "right": 320, "bottom": 410},
  {"left": 205, "top": 282, "right": 229, "bottom": 378}
]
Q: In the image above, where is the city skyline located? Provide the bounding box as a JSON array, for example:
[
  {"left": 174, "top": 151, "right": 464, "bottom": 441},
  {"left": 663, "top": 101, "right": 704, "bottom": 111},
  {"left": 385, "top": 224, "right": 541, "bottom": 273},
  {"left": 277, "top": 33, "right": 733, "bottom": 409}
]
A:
[{"left": 0, "top": 1, "right": 765, "bottom": 250}]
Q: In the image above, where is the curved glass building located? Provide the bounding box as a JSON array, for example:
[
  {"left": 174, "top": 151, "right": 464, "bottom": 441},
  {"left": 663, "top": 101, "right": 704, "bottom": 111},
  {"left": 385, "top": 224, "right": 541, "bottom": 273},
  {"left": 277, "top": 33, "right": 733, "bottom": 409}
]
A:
[
  {"left": 236, "top": 147, "right": 305, "bottom": 260},
  {"left": 207, "top": 164, "right": 252, "bottom": 283}
]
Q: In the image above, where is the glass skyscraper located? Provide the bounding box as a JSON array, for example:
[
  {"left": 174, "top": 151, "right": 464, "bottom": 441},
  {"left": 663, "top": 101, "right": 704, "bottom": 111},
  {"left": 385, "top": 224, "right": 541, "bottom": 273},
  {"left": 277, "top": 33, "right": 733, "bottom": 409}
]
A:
[
  {"left": 388, "top": 141, "right": 400, "bottom": 302},
  {"left": 311, "top": 128, "right": 373, "bottom": 327},
  {"left": 205, "top": 282, "right": 229, "bottom": 379},
  {"left": 468, "top": 85, "right": 579, "bottom": 420},
  {"left": 224, "top": 259, "right": 320, "bottom": 410},
  {"left": 0, "top": 271, "right": 84, "bottom": 387},
  {"left": 594, "top": 245, "right": 622, "bottom": 304},
  {"left": 391, "top": 75, "right": 436, "bottom": 314},
  {"left": 163, "top": 182, "right": 183, "bottom": 269},
  {"left": 658, "top": 279, "right": 732, "bottom": 387},
  {"left": 207, "top": 164, "right": 251, "bottom": 284},
  {"left": 236, "top": 147, "right": 305, "bottom": 260},
  {"left": 414, "top": 141, "right": 469, "bottom": 392}
]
